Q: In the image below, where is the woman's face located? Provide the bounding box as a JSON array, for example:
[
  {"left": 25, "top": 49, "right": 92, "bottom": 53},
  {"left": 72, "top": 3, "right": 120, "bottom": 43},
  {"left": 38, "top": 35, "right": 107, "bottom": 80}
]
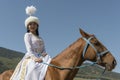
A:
[{"left": 28, "top": 22, "right": 38, "bottom": 33}]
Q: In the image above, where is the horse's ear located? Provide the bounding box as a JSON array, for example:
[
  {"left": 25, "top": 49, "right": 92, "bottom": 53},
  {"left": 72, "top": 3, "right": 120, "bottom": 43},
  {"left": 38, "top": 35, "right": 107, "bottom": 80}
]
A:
[{"left": 79, "top": 28, "right": 90, "bottom": 38}]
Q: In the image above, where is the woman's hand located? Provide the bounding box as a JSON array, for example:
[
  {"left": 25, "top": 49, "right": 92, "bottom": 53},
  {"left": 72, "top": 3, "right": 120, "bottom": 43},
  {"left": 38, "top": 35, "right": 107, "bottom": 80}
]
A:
[
  {"left": 35, "top": 58, "right": 43, "bottom": 63},
  {"left": 42, "top": 53, "right": 47, "bottom": 57}
]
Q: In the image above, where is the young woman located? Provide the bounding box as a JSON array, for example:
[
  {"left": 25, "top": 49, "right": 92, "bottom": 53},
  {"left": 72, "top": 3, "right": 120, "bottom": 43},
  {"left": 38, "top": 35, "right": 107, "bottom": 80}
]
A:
[{"left": 10, "top": 6, "right": 51, "bottom": 80}]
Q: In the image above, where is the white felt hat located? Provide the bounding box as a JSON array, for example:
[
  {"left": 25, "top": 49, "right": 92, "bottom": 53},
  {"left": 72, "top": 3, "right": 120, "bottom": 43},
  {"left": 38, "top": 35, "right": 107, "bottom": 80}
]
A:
[{"left": 25, "top": 5, "right": 39, "bottom": 28}]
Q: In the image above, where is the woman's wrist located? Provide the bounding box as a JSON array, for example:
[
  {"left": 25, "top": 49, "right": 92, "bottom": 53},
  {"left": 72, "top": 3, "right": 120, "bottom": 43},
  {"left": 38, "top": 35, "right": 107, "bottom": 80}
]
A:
[
  {"left": 41, "top": 52, "right": 47, "bottom": 57},
  {"left": 34, "top": 58, "right": 43, "bottom": 63}
]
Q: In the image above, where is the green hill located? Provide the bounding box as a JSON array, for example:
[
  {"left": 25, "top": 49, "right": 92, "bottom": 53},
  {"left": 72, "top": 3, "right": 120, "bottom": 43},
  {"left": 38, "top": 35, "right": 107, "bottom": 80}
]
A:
[
  {"left": 0, "top": 47, "right": 120, "bottom": 80},
  {"left": 75, "top": 63, "right": 120, "bottom": 80},
  {"left": 0, "top": 47, "right": 24, "bottom": 73},
  {"left": 0, "top": 47, "right": 24, "bottom": 59}
]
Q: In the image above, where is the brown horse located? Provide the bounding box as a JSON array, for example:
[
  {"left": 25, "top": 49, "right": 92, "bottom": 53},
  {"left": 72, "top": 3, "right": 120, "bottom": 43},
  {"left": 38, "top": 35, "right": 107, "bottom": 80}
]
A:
[{"left": 0, "top": 29, "right": 116, "bottom": 80}]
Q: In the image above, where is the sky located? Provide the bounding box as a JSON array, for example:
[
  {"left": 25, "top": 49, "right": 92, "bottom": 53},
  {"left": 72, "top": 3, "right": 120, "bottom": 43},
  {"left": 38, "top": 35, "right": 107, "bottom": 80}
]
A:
[{"left": 0, "top": 0, "right": 120, "bottom": 73}]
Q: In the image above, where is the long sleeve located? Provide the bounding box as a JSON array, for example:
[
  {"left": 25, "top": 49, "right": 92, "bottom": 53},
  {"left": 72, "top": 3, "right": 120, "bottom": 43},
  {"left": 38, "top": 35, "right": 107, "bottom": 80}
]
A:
[{"left": 24, "top": 33, "right": 36, "bottom": 58}]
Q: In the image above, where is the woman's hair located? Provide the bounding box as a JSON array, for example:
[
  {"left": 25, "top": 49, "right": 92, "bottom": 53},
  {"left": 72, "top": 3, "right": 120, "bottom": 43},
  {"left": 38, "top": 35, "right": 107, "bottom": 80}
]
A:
[{"left": 27, "top": 25, "right": 39, "bottom": 36}]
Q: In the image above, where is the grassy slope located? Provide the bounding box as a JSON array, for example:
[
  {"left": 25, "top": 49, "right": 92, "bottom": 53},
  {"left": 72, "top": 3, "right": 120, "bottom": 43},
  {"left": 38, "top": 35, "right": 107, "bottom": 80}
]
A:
[
  {"left": 0, "top": 47, "right": 24, "bottom": 73},
  {"left": 0, "top": 47, "right": 120, "bottom": 80},
  {"left": 74, "top": 63, "right": 120, "bottom": 80}
]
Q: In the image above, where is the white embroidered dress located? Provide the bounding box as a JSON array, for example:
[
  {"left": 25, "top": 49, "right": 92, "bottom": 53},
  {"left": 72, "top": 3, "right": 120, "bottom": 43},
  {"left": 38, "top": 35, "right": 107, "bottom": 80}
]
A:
[{"left": 10, "top": 33, "right": 51, "bottom": 80}]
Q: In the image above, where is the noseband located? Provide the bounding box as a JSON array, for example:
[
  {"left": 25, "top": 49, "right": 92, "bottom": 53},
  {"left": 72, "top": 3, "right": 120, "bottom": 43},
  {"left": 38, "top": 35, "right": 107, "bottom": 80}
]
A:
[{"left": 82, "top": 37, "right": 109, "bottom": 63}]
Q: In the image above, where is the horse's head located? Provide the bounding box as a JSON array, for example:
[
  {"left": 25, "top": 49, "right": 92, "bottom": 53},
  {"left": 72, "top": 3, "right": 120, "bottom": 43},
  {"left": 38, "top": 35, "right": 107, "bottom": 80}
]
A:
[{"left": 79, "top": 28, "right": 116, "bottom": 71}]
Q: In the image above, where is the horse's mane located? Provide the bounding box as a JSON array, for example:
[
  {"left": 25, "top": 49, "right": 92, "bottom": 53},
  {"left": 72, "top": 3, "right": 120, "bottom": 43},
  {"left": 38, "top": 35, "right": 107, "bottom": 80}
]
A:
[{"left": 53, "top": 38, "right": 81, "bottom": 59}]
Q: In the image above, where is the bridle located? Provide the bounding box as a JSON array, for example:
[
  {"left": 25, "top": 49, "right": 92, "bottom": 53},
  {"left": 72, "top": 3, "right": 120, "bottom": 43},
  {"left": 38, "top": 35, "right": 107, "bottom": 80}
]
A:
[
  {"left": 42, "top": 36, "right": 109, "bottom": 79},
  {"left": 82, "top": 37, "right": 109, "bottom": 63},
  {"left": 82, "top": 37, "right": 109, "bottom": 79}
]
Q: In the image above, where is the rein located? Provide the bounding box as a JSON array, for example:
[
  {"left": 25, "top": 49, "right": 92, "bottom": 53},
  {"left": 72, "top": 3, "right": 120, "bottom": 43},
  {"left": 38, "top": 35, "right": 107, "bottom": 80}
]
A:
[
  {"left": 42, "top": 61, "right": 97, "bottom": 70},
  {"left": 42, "top": 62, "right": 104, "bottom": 80}
]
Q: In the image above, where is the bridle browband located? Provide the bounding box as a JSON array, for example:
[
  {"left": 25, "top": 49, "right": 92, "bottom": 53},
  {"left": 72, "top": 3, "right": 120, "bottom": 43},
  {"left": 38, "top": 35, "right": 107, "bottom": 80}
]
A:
[{"left": 82, "top": 37, "right": 109, "bottom": 63}]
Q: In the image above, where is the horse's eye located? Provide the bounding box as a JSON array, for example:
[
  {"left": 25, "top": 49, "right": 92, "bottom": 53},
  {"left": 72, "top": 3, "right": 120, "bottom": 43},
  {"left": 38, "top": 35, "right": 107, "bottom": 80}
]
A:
[
  {"left": 94, "top": 41, "right": 98, "bottom": 44},
  {"left": 93, "top": 40, "right": 99, "bottom": 45}
]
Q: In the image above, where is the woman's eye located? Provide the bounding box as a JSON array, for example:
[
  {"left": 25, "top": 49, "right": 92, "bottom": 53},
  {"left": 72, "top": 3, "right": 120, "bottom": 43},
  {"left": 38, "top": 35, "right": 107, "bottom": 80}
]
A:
[{"left": 29, "top": 23, "right": 31, "bottom": 25}]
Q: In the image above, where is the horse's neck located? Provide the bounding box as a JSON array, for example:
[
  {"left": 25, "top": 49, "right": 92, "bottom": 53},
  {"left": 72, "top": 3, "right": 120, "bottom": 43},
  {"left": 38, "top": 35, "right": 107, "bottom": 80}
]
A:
[{"left": 52, "top": 38, "right": 84, "bottom": 68}]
